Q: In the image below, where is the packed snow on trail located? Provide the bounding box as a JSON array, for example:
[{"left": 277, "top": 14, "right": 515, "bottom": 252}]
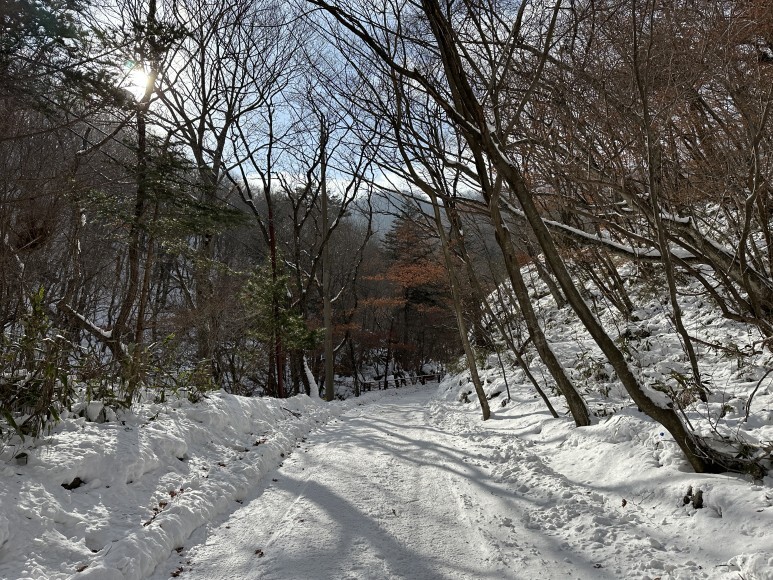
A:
[
  {"left": 1, "top": 272, "right": 773, "bottom": 579},
  {"left": 145, "top": 387, "right": 773, "bottom": 580}
]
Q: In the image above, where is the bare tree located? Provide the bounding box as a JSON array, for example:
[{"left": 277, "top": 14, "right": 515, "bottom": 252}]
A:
[{"left": 308, "top": 0, "right": 769, "bottom": 472}]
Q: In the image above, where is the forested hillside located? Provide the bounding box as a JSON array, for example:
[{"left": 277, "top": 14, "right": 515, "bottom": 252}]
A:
[{"left": 2, "top": 0, "right": 773, "bottom": 479}]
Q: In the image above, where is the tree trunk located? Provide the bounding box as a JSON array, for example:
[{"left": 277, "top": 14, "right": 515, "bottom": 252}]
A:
[
  {"left": 424, "top": 193, "right": 490, "bottom": 418},
  {"left": 321, "top": 129, "right": 335, "bottom": 402},
  {"left": 488, "top": 201, "right": 591, "bottom": 427},
  {"left": 448, "top": 203, "right": 560, "bottom": 420},
  {"left": 420, "top": 0, "right": 715, "bottom": 471}
]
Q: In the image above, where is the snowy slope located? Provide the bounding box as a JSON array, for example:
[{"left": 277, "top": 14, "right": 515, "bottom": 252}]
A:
[{"left": 437, "top": 376, "right": 773, "bottom": 580}]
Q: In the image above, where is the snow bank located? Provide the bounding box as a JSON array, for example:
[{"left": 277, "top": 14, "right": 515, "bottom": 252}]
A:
[{"left": 0, "top": 390, "right": 392, "bottom": 579}]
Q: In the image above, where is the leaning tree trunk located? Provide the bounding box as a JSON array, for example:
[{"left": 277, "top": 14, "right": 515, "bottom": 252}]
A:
[
  {"left": 420, "top": 0, "right": 726, "bottom": 472},
  {"left": 390, "top": 90, "right": 491, "bottom": 418},
  {"left": 446, "top": 202, "right": 560, "bottom": 419},
  {"left": 428, "top": 194, "right": 490, "bottom": 420},
  {"left": 486, "top": 196, "right": 591, "bottom": 427}
]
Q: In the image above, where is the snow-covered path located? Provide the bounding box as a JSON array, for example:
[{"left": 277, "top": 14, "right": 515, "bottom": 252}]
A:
[
  {"left": 4, "top": 380, "right": 769, "bottom": 580},
  {"left": 153, "top": 389, "right": 561, "bottom": 579},
  {"left": 153, "top": 389, "right": 660, "bottom": 580},
  {"left": 145, "top": 383, "right": 773, "bottom": 580},
  {"left": 4, "top": 262, "right": 773, "bottom": 580}
]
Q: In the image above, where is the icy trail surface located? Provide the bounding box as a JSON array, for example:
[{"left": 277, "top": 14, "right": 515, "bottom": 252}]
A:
[{"left": 151, "top": 388, "right": 750, "bottom": 580}]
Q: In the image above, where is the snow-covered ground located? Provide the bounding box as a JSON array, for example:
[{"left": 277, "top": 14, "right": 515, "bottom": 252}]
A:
[
  {"left": 1, "top": 268, "right": 772, "bottom": 579},
  {"left": 0, "top": 391, "right": 344, "bottom": 579},
  {"left": 149, "top": 387, "right": 773, "bottom": 580},
  {"left": 1, "top": 378, "right": 771, "bottom": 579}
]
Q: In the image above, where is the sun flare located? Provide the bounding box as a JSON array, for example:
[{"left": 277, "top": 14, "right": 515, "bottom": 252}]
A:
[{"left": 125, "top": 63, "right": 153, "bottom": 101}]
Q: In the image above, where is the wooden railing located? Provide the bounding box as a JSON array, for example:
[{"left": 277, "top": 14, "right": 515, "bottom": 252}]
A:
[{"left": 360, "top": 373, "right": 441, "bottom": 392}]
